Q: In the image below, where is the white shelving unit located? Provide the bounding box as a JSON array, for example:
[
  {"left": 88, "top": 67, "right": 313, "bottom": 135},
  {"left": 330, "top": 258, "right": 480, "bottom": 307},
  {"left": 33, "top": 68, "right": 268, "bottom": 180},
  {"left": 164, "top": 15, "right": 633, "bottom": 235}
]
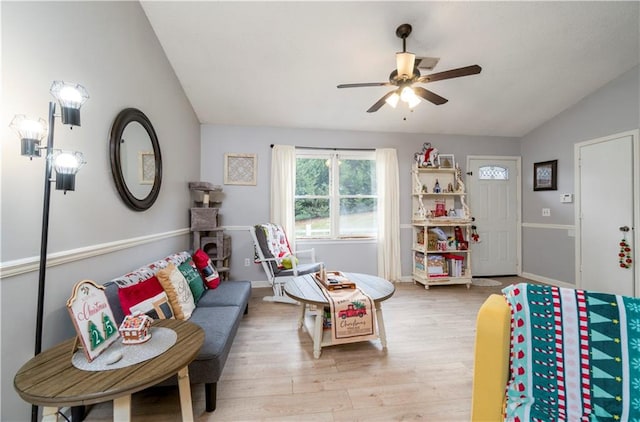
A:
[{"left": 411, "top": 163, "right": 473, "bottom": 289}]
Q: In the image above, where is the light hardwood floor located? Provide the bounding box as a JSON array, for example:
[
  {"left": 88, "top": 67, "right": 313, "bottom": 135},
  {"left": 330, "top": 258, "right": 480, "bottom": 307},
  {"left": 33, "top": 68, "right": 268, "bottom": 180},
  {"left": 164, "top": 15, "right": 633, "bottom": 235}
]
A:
[{"left": 84, "top": 277, "right": 524, "bottom": 421}]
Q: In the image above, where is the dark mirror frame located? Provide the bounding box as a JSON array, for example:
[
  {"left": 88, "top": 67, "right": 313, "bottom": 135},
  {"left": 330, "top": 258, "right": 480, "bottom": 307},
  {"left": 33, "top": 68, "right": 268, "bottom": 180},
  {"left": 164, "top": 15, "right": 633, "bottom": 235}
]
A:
[{"left": 109, "top": 108, "right": 162, "bottom": 211}]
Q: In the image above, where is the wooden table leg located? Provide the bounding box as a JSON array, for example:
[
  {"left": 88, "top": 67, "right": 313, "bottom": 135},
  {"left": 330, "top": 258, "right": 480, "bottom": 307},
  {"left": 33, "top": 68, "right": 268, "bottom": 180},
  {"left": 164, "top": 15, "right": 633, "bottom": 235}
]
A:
[
  {"left": 177, "top": 366, "right": 194, "bottom": 422},
  {"left": 313, "top": 307, "right": 323, "bottom": 359},
  {"left": 41, "top": 407, "right": 58, "bottom": 422},
  {"left": 113, "top": 395, "right": 131, "bottom": 422},
  {"left": 297, "top": 303, "right": 306, "bottom": 329},
  {"left": 375, "top": 303, "right": 388, "bottom": 349}
]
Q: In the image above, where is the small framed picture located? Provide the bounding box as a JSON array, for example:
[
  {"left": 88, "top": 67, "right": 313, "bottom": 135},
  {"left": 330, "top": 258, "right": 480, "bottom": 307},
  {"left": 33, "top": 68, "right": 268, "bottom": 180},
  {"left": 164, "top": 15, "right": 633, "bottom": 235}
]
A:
[
  {"left": 533, "top": 160, "right": 557, "bottom": 191},
  {"left": 438, "top": 154, "right": 455, "bottom": 169},
  {"left": 224, "top": 153, "right": 257, "bottom": 185}
]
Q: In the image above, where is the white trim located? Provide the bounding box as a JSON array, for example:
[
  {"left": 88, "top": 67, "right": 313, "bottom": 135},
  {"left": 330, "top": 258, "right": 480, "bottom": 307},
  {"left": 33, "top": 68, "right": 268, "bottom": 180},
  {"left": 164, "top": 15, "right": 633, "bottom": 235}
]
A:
[
  {"left": 0, "top": 228, "right": 190, "bottom": 279},
  {"left": 522, "top": 223, "right": 574, "bottom": 230},
  {"left": 521, "top": 271, "right": 576, "bottom": 289}
]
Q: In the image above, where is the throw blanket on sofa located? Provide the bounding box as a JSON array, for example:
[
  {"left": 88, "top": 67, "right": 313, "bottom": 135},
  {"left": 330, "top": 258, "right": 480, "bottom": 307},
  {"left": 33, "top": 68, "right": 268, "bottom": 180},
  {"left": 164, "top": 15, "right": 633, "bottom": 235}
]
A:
[
  {"left": 502, "top": 283, "right": 640, "bottom": 422},
  {"left": 320, "top": 285, "right": 377, "bottom": 345}
]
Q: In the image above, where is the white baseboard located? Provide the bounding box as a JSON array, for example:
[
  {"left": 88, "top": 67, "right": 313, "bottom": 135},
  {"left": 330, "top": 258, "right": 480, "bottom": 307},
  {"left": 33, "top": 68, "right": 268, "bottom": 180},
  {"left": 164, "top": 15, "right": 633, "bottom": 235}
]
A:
[{"left": 520, "top": 272, "right": 576, "bottom": 289}]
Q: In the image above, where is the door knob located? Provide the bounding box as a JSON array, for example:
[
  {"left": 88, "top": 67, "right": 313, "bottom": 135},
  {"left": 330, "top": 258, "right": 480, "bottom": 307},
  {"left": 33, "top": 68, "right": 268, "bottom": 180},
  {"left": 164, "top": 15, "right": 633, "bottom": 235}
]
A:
[{"left": 619, "top": 226, "right": 630, "bottom": 232}]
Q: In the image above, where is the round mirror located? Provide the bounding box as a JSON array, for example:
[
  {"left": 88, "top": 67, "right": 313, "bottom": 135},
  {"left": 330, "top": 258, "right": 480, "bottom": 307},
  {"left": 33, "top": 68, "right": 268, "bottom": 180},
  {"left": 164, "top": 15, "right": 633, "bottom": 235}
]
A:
[{"left": 109, "top": 108, "right": 162, "bottom": 211}]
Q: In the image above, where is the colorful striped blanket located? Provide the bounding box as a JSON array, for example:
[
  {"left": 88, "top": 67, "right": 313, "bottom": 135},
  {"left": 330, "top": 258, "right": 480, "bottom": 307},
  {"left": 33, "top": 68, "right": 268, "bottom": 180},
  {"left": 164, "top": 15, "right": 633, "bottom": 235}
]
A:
[{"left": 502, "top": 283, "right": 640, "bottom": 421}]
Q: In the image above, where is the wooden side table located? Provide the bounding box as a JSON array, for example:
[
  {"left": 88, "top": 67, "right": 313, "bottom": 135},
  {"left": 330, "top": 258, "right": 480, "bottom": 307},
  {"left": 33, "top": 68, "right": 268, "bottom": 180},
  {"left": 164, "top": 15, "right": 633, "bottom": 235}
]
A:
[
  {"left": 14, "top": 319, "right": 204, "bottom": 422},
  {"left": 284, "top": 272, "right": 395, "bottom": 358}
]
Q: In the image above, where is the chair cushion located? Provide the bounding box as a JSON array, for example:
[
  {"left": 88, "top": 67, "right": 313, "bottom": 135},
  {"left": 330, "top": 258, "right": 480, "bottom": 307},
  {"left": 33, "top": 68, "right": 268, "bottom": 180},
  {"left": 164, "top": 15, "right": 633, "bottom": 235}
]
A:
[
  {"left": 277, "top": 262, "right": 323, "bottom": 277},
  {"left": 254, "top": 223, "right": 295, "bottom": 274}
]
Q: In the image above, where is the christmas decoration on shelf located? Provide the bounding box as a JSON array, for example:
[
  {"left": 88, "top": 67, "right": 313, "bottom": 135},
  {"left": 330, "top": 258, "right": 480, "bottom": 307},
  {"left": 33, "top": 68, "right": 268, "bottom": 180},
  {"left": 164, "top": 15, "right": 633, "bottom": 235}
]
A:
[
  {"left": 619, "top": 237, "right": 632, "bottom": 269},
  {"left": 471, "top": 225, "right": 481, "bottom": 243}
]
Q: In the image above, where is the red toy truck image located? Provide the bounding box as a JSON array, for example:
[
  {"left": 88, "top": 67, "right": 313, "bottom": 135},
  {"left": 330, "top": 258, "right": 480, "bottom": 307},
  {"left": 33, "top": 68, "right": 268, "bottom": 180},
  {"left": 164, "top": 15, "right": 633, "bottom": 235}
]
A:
[{"left": 338, "top": 302, "right": 367, "bottom": 319}]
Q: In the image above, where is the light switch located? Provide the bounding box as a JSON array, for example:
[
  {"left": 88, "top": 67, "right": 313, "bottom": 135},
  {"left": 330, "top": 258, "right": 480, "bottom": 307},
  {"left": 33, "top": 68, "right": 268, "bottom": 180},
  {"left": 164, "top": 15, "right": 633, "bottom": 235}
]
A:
[{"left": 542, "top": 208, "right": 551, "bottom": 217}]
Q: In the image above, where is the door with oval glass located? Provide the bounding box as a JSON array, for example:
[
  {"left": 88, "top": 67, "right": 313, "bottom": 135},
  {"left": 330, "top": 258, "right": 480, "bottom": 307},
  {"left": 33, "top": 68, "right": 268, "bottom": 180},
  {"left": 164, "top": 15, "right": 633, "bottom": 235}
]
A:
[{"left": 467, "top": 156, "right": 521, "bottom": 276}]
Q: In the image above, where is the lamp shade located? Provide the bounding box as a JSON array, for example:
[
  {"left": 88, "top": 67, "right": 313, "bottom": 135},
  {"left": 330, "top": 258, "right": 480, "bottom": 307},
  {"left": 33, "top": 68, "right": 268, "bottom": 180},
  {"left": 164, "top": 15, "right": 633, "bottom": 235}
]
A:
[
  {"left": 400, "top": 86, "right": 422, "bottom": 108},
  {"left": 396, "top": 52, "right": 415, "bottom": 79},
  {"left": 52, "top": 151, "right": 85, "bottom": 191},
  {"left": 50, "top": 81, "right": 89, "bottom": 126},
  {"left": 10, "top": 115, "right": 48, "bottom": 157},
  {"left": 385, "top": 92, "right": 400, "bottom": 108}
]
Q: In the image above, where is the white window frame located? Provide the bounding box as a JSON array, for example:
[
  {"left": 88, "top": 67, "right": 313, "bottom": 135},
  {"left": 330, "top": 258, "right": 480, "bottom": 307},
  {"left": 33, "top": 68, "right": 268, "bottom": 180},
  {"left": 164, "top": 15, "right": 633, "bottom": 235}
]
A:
[{"left": 295, "top": 149, "right": 377, "bottom": 240}]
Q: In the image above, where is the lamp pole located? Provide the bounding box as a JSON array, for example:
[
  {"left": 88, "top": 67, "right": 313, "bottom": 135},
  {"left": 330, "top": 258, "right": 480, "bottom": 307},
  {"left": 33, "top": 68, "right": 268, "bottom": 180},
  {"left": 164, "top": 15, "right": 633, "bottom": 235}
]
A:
[{"left": 31, "top": 102, "right": 55, "bottom": 422}]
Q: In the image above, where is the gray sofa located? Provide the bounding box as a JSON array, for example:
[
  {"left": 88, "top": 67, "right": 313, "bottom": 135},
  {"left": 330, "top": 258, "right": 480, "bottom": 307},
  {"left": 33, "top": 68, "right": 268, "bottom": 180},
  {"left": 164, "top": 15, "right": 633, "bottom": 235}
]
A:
[{"left": 101, "top": 253, "right": 251, "bottom": 413}]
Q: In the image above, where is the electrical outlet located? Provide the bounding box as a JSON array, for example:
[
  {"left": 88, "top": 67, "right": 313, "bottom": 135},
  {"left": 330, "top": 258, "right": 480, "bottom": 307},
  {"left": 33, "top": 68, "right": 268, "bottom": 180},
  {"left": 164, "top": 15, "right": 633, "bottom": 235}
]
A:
[
  {"left": 542, "top": 208, "right": 551, "bottom": 217},
  {"left": 244, "top": 258, "right": 250, "bottom": 267}
]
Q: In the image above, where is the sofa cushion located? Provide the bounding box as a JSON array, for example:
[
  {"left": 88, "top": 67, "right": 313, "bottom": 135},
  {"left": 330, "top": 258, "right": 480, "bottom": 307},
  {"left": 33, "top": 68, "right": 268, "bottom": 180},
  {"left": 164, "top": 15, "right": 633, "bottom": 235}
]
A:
[
  {"left": 188, "top": 305, "right": 242, "bottom": 361},
  {"left": 192, "top": 249, "right": 220, "bottom": 289},
  {"left": 157, "top": 263, "right": 195, "bottom": 320},
  {"left": 197, "top": 280, "right": 252, "bottom": 308},
  {"left": 178, "top": 258, "right": 206, "bottom": 303},
  {"left": 117, "top": 276, "right": 164, "bottom": 315}
]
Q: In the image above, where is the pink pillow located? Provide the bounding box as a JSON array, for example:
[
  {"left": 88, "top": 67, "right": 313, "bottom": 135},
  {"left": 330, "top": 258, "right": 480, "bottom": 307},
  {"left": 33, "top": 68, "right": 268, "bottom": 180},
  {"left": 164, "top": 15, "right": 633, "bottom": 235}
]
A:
[
  {"left": 117, "top": 276, "right": 164, "bottom": 315},
  {"left": 192, "top": 249, "right": 221, "bottom": 289}
]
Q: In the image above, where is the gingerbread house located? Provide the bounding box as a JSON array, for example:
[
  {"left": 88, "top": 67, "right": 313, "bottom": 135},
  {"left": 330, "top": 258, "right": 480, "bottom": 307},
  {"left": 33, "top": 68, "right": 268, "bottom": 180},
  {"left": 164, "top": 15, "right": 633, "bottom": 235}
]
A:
[{"left": 119, "top": 312, "right": 153, "bottom": 344}]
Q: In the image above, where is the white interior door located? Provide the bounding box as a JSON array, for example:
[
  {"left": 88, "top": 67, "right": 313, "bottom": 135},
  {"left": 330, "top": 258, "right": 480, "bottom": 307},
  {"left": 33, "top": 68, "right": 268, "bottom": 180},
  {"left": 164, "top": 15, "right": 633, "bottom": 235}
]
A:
[
  {"left": 467, "top": 157, "right": 521, "bottom": 276},
  {"left": 577, "top": 131, "right": 638, "bottom": 296}
]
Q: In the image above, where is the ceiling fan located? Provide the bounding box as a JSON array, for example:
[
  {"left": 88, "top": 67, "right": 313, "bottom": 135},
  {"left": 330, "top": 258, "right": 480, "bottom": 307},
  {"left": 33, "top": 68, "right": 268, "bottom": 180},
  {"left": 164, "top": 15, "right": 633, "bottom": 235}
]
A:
[{"left": 337, "top": 23, "right": 482, "bottom": 113}]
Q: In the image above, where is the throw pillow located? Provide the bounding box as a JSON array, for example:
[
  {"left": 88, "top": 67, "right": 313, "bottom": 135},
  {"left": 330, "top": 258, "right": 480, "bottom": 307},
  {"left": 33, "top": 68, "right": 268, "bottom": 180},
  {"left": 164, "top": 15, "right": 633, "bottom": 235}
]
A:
[
  {"left": 157, "top": 263, "right": 196, "bottom": 320},
  {"left": 129, "top": 292, "right": 174, "bottom": 320},
  {"left": 178, "top": 258, "right": 206, "bottom": 303},
  {"left": 192, "top": 249, "right": 221, "bottom": 289},
  {"left": 117, "top": 276, "right": 164, "bottom": 315}
]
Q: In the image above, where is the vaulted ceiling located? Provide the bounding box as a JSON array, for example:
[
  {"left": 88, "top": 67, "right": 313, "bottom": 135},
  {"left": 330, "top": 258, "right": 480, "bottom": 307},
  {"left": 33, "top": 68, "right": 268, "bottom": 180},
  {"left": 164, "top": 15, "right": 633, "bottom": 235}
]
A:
[{"left": 141, "top": 1, "right": 639, "bottom": 137}]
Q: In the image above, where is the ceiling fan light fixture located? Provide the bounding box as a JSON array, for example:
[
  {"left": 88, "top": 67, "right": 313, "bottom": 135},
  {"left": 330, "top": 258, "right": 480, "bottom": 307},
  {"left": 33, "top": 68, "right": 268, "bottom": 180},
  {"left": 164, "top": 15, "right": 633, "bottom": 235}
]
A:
[
  {"left": 407, "top": 94, "right": 422, "bottom": 109},
  {"left": 400, "top": 86, "right": 421, "bottom": 108},
  {"left": 396, "top": 52, "right": 415, "bottom": 79},
  {"left": 385, "top": 92, "right": 400, "bottom": 108}
]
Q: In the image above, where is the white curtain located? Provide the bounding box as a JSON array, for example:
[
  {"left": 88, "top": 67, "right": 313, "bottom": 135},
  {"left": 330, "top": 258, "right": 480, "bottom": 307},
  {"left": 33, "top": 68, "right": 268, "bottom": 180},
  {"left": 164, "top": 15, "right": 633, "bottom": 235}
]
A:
[
  {"left": 376, "top": 148, "right": 401, "bottom": 282},
  {"left": 270, "top": 144, "right": 296, "bottom": 251}
]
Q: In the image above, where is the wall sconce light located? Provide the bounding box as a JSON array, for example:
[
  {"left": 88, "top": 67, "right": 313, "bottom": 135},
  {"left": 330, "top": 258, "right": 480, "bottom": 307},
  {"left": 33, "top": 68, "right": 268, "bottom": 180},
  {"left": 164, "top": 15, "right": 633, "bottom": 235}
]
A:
[{"left": 11, "top": 80, "right": 88, "bottom": 422}]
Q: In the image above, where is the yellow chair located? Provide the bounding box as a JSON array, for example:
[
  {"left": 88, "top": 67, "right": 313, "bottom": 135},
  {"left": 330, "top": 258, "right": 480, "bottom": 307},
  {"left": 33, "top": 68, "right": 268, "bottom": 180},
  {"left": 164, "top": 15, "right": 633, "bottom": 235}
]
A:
[{"left": 471, "top": 294, "right": 511, "bottom": 421}]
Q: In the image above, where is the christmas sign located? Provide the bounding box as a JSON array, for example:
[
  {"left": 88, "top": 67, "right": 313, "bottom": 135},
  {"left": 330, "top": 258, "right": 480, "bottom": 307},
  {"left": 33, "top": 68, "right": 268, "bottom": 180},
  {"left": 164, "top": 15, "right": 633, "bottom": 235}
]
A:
[{"left": 66, "top": 280, "right": 120, "bottom": 362}]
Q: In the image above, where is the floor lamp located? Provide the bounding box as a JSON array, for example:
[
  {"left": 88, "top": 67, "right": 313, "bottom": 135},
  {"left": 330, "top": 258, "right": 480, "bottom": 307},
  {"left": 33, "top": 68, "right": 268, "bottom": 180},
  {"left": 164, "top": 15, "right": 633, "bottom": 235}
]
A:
[{"left": 10, "top": 81, "right": 89, "bottom": 422}]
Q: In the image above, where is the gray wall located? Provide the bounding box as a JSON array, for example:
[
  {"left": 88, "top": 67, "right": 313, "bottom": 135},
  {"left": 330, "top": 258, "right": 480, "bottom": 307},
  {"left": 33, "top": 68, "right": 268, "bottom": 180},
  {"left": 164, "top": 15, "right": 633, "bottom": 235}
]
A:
[
  {"left": 200, "top": 125, "right": 520, "bottom": 281},
  {"left": 520, "top": 65, "right": 640, "bottom": 285},
  {"left": 0, "top": 2, "right": 200, "bottom": 419}
]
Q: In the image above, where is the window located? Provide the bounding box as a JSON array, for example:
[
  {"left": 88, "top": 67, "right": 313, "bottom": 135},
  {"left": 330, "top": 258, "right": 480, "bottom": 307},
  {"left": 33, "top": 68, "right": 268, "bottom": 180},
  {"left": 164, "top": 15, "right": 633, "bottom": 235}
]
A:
[
  {"left": 295, "top": 150, "right": 377, "bottom": 239},
  {"left": 478, "top": 165, "right": 509, "bottom": 180}
]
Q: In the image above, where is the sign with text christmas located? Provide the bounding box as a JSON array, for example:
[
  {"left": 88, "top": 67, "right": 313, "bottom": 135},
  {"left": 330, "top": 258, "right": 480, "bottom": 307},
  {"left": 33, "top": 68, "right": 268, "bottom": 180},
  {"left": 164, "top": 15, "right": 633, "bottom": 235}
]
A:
[{"left": 66, "top": 280, "right": 120, "bottom": 362}]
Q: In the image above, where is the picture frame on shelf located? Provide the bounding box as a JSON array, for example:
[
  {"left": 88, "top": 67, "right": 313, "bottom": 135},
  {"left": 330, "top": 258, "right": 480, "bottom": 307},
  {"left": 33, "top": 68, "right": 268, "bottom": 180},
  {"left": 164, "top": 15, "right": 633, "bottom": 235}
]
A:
[
  {"left": 224, "top": 153, "right": 257, "bottom": 185},
  {"left": 533, "top": 159, "right": 557, "bottom": 191},
  {"left": 438, "top": 154, "right": 455, "bottom": 169}
]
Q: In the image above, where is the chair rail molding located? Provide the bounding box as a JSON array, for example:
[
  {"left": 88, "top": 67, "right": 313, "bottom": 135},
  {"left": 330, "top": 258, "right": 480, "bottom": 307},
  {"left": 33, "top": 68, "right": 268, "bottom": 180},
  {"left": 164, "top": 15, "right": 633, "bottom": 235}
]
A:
[{"left": 0, "top": 228, "right": 189, "bottom": 279}]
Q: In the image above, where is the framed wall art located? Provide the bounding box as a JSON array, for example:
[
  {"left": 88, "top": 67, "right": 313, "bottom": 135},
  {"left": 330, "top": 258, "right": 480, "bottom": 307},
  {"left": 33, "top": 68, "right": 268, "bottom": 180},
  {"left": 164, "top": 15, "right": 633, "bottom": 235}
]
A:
[
  {"left": 533, "top": 159, "right": 557, "bottom": 191},
  {"left": 224, "top": 153, "right": 257, "bottom": 185}
]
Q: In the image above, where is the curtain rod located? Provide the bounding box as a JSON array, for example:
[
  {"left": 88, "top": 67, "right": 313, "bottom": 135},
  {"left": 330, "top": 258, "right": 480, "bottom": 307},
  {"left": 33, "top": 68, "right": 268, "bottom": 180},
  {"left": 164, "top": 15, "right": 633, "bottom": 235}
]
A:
[{"left": 270, "top": 144, "right": 374, "bottom": 152}]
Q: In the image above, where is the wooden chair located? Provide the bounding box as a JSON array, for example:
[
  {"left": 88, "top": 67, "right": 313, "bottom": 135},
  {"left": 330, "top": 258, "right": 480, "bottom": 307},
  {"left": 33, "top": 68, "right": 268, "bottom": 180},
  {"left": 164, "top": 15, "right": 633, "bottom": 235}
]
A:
[{"left": 250, "top": 223, "right": 322, "bottom": 304}]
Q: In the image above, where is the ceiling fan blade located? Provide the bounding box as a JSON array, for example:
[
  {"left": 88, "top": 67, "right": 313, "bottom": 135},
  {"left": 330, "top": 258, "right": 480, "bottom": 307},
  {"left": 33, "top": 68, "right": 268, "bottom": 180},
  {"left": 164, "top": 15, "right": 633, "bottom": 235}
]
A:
[
  {"left": 417, "top": 65, "right": 482, "bottom": 84},
  {"left": 413, "top": 87, "right": 448, "bottom": 105},
  {"left": 337, "top": 82, "right": 392, "bottom": 89},
  {"left": 366, "top": 90, "right": 396, "bottom": 113}
]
